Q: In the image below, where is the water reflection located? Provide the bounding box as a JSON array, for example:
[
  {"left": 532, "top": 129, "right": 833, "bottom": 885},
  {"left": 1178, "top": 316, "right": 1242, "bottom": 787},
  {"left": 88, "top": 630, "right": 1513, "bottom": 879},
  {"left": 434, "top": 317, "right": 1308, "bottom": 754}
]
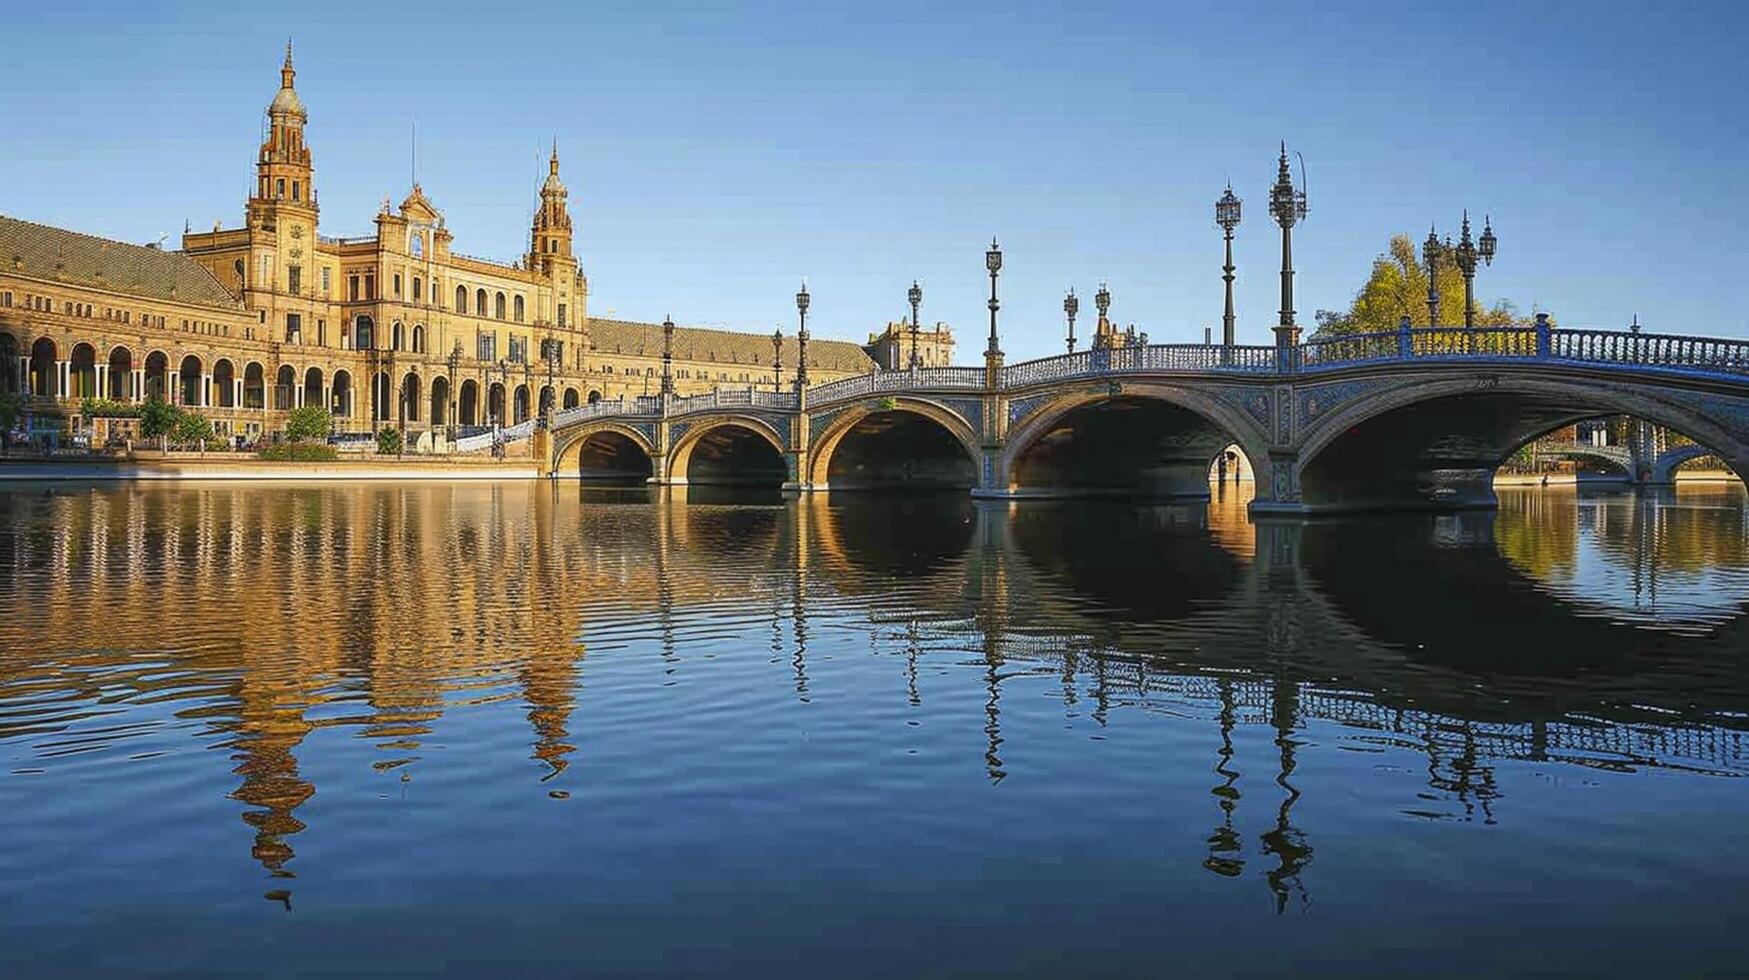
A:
[{"left": 0, "top": 480, "right": 1747, "bottom": 952}]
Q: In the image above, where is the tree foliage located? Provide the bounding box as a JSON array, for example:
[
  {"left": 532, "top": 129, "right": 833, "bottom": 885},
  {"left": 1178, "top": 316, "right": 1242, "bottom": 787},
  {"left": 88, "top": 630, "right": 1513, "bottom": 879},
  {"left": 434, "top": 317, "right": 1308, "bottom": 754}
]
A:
[
  {"left": 138, "top": 397, "right": 180, "bottom": 439},
  {"left": 376, "top": 427, "right": 403, "bottom": 455},
  {"left": 285, "top": 405, "right": 331, "bottom": 443},
  {"left": 1314, "top": 234, "right": 1523, "bottom": 337}
]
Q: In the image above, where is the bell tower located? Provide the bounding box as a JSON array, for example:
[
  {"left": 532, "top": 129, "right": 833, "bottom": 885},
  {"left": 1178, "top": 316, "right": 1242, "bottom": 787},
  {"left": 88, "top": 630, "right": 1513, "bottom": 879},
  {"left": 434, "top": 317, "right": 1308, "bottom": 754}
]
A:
[
  {"left": 528, "top": 142, "right": 574, "bottom": 272},
  {"left": 247, "top": 39, "right": 317, "bottom": 233}
]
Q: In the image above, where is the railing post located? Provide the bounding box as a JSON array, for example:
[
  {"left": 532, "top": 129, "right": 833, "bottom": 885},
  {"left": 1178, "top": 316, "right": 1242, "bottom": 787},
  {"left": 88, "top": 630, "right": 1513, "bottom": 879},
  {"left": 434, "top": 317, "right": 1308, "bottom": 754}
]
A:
[
  {"left": 1274, "top": 329, "right": 1297, "bottom": 375},
  {"left": 1534, "top": 313, "right": 1551, "bottom": 358},
  {"left": 1397, "top": 315, "right": 1412, "bottom": 359}
]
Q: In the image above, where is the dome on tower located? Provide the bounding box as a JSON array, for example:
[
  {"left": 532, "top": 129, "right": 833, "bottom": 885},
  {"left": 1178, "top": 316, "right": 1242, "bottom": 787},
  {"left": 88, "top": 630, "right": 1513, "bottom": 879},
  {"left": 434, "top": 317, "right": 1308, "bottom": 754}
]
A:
[{"left": 267, "top": 40, "right": 306, "bottom": 120}]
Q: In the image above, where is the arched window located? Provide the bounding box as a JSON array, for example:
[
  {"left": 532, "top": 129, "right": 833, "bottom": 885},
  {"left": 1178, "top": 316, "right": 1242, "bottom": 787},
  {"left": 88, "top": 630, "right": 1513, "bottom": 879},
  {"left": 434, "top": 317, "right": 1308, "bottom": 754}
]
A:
[
  {"left": 355, "top": 315, "right": 374, "bottom": 351},
  {"left": 514, "top": 295, "right": 525, "bottom": 322},
  {"left": 276, "top": 177, "right": 285, "bottom": 198},
  {"left": 412, "top": 324, "right": 426, "bottom": 353},
  {"left": 392, "top": 321, "right": 405, "bottom": 351},
  {"left": 456, "top": 285, "right": 468, "bottom": 313},
  {"left": 494, "top": 292, "right": 506, "bottom": 320},
  {"left": 234, "top": 259, "right": 245, "bottom": 289},
  {"left": 476, "top": 288, "right": 488, "bottom": 316}
]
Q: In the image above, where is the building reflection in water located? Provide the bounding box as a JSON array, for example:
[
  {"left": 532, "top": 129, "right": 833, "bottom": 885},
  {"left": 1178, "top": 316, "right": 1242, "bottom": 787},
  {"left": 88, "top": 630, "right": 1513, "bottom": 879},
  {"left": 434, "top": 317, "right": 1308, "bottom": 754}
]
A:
[{"left": 0, "top": 481, "right": 1746, "bottom": 910}]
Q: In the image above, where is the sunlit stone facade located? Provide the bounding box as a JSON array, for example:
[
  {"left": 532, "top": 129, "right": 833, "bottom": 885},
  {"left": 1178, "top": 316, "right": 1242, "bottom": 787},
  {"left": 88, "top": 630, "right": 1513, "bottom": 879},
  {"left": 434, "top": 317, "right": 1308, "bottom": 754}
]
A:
[{"left": 0, "top": 43, "right": 911, "bottom": 444}]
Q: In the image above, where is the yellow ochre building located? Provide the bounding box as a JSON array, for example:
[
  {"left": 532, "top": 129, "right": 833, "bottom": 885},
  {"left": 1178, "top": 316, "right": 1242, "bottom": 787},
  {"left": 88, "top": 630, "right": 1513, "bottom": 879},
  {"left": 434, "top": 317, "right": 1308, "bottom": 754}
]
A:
[{"left": 0, "top": 43, "right": 953, "bottom": 447}]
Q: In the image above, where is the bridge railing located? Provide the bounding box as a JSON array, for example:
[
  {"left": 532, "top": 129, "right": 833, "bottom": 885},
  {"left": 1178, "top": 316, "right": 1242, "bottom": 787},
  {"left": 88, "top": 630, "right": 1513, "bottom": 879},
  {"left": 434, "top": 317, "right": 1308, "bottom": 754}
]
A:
[
  {"left": 670, "top": 387, "right": 800, "bottom": 416},
  {"left": 1550, "top": 328, "right": 1749, "bottom": 374},
  {"left": 1297, "top": 324, "right": 1749, "bottom": 376},
  {"left": 809, "top": 367, "right": 986, "bottom": 405},
  {"left": 1003, "top": 344, "right": 1278, "bottom": 388},
  {"left": 552, "top": 397, "right": 634, "bottom": 429}
]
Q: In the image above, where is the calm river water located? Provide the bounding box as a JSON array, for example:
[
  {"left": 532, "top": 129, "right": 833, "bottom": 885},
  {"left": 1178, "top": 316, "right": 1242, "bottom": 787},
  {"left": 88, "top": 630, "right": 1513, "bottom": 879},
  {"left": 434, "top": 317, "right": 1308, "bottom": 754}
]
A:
[{"left": 2, "top": 481, "right": 1748, "bottom": 976}]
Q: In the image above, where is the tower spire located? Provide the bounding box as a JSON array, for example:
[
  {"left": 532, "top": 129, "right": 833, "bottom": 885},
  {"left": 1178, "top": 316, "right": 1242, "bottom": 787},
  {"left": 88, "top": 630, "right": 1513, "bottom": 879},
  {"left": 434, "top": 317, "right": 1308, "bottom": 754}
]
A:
[{"left": 282, "top": 38, "right": 295, "bottom": 87}]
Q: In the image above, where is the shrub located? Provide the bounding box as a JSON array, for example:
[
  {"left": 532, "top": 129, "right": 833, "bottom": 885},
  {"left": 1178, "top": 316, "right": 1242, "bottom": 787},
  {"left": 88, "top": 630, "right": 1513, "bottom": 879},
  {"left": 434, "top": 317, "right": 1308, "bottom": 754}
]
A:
[
  {"left": 376, "top": 427, "right": 403, "bottom": 455},
  {"left": 80, "top": 398, "right": 141, "bottom": 419},
  {"left": 259, "top": 442, "right": 339, "bottom": 462},
  {"left": 284, "top": 405, "right": 331, "bottom": 443}
]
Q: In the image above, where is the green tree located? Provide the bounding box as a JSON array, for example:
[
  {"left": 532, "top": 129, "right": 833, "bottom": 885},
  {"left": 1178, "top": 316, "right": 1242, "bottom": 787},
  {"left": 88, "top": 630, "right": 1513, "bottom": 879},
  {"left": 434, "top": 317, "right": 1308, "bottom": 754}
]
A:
[
  {"left": 1314, "top": 234, "right": 1521, "bottom": 337},
  {"left": 138, "top": 397, "right": 179, "bottom": 441},
  {"left": 284, "top": 405, "right": 331, "bottom": 443},
  {"left": 0, "top": 393, "right": 18, "bottom": 434},
  {"left": 172, "top": 410, "right": 213, "bottom": 445},
  {"left": 376, "top": 427, "right": 403, "bottom": 455}
]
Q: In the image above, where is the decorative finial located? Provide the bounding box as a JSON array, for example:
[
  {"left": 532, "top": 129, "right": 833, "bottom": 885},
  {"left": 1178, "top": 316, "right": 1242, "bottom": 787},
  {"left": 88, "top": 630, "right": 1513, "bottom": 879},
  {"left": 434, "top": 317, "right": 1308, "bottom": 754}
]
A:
[{"left": 285, "top": 37, "right": 294, "bottom": 69}]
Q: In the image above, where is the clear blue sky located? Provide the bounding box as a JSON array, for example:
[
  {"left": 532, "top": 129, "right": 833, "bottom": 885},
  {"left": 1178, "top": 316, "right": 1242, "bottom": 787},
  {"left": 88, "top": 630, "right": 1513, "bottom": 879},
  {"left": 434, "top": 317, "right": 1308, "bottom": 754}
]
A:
[{"left": 2, "top": 1, "right": 1744, "bottom": 357}]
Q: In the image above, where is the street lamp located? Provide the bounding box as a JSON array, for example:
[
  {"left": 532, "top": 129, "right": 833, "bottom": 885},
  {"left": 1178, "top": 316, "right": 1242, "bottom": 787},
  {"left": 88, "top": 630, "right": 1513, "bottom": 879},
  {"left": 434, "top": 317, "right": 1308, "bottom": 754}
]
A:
[
  {"left": 795, "top": 282, "right": 810, "bottom": 388},
  {"left": 1422, "top": 225, "right": 1444, "bottom": 327},
  {"left": 446, "top": 342, "right": 459, "bottom": 443},
  {"left": 907, "top": 280, "right": 923, "bottom": 370},
  {"left": 771, "top": 329, "right": 783, "bottom": 392},
  {"left": 1094, "top": 281, "right": 1111, "bottom": 348},
  {"left": 1064, "top": 288, "right": 1079, "bottom": 353},
  {"left": 1215, "top": 183, "right": 1242, "bottom": 348},
  {"left": 985, "top": 238, "right": 1002, "bottom": 357},
  {"left": 1268, "top": 142, "right": 1309, "bottom": 345},
  {"left": 661, "top": 314, "right": 675, "bottom": 397},
  {"left": 1454, "top": 211, "right": 1497, "bottom": 331}
]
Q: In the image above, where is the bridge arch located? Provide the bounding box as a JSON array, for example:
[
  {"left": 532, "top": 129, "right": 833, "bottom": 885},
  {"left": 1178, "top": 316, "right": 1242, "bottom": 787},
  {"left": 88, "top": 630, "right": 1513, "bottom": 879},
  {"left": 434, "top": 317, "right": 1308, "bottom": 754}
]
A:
[
  {"left": 1294, "top": 374, "right": 1749, "bottom": 510},
  {"left": 554, "top": 421, "right": 657, "bottom": 483},
  {"left": 668, "top": 415, "right": 788, "bottom": 487},
  {"left": 999, "top": 383, "right": 1274, "bottom": 499},
  {"left": 806, "top": 397, "right": 980, "bottom": 489},
  {"left": 1534, "top": 443, "right": 1633, "bottom": 476}
]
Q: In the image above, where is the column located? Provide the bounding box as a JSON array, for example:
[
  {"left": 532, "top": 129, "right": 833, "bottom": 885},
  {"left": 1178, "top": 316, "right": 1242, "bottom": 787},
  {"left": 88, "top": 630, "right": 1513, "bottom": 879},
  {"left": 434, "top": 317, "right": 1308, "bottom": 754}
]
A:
[
  {"left": 201, "top": 374, "right": 212, "bottom": 408},
  {"left": 295, "top": 383, "right": 305, "bottom": 409},
  {"left": 16, "top": 357, "right": 28, "bottom": 395},
  {"left": 57, "top": 360, "right": 69, "bottom": 399},
  {"left": 132, "top": 368, "right": 144, "bottom": 403},
  {"left": 233, "top": 378, "right": 243, "bottom": 410},
  {"left": 96, "top": 364, "right": 108, "bottom": 401}
]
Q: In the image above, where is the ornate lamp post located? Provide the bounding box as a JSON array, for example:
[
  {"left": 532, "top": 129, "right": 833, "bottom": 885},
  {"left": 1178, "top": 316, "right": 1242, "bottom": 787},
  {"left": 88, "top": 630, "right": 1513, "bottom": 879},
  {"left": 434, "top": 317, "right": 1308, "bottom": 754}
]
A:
[
  {"left": 907, "top": 280, "right": 923, "bottom": 370},
  {"left": 1422, "top": 226, "right": 1444, "bottom": 327},
  {"left": 985, "top": 238, "right": 1002, "bottom": 358},
  {"left": 771, "top": 329, "right": 783, "bottom": 392},
  {"left": 794, "top": 282, "right": 810, "bottom": 388},
  {"left": 1094, "top": 281, "right": 1111, "bottom": 349},
  {"left": 543, "top": 338, "right": 557, "bottom": 423},
  {"left": 1064, "top": 288, "right": 1079, "bottom": 353},
  {"left": 1268, "top": 142, "right": 1309, "bottom": 347},
  {"left": 446, "top": 342, "right": 459, "bottom": 443},
  {"left": 1215, "top": 183, "right": 1242, "bottom": 348},
  {"left": 1453, "top": 211, "right": 1497, "bottom": 331},
  {"left": 661, "top": 314, "right": 675, "bottom": 397}
]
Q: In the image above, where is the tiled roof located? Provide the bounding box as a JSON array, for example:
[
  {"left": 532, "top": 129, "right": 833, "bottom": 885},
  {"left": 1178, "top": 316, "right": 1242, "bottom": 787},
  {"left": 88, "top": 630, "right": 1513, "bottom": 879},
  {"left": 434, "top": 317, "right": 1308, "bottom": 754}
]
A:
[
  {"left": 587, "top": 317, "right": 875, "bottom": 373},
  {"left": 0, "top": 214, "right": 242, "bottom": 310}
]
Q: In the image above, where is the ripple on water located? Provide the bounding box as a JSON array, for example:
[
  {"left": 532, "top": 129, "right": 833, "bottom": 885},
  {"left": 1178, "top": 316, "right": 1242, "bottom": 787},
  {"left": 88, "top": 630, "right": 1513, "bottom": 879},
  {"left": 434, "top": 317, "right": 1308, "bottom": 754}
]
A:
[{"left": 0, "top": 482, "right": 1748, "bottom": 975}]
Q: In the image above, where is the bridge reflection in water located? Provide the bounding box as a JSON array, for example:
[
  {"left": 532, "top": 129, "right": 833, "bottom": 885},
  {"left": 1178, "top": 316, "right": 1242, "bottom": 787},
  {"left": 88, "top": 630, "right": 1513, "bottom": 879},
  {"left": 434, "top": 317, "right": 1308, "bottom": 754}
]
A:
[{"left": 1, "top": 482, "right": 1748, "bottom": 951}]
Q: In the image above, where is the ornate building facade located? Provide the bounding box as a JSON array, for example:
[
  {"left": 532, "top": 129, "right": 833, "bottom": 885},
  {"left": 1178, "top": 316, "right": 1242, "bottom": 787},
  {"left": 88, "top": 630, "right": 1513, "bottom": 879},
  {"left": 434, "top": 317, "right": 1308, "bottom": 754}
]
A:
[{"left": 0, "top": 44, "right": 916, "bottom": 445}]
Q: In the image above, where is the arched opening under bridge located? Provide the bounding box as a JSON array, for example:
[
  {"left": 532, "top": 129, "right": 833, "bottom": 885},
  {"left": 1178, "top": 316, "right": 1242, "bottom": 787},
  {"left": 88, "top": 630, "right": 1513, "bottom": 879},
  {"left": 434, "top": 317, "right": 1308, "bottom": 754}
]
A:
[
  {"left": 670, "top": 421, "right": 787, "bottom": 487},
  {"left": 567, "top": 428, "right": 655, "bottom": 483},
  {"left": 814, "top": 407, "right": 977, "bottom": 490},
  {"left": 1296, "top": 385, "right": 1749, "bottom": 512},
  {"left": 1008, "top": 395, "right": 1254, "bottom": 499}
]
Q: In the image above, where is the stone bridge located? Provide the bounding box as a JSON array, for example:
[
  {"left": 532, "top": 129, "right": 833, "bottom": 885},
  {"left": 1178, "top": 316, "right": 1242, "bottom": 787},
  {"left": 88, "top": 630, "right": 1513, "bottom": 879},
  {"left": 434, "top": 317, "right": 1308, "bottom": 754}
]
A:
[{"left": 534, "top": 318, "right": 1749, "bottom": 514}]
